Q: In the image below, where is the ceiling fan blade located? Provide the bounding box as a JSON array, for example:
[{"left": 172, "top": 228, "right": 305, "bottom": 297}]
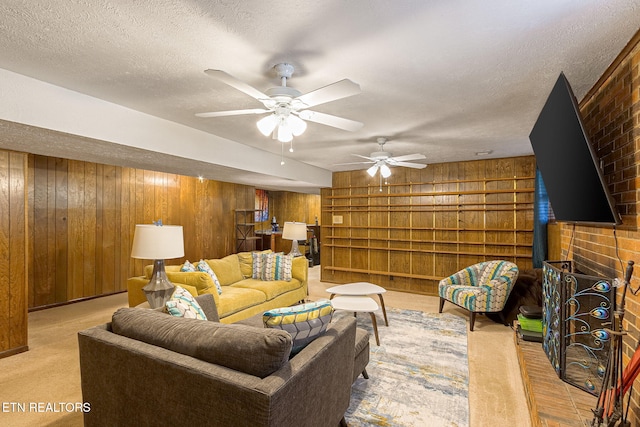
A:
[
  {"left": 352, "top": 153, "right": 375, "bottom": 161},
  {"left": 195, "top": 108, "right": 270, "bottom": 118},
  {"left": 298, "top": 110, "right": 363, "bottom": 131},
  {"left": 334, "top": 161, "right": 375, "bottom": 166},
  {"left": 204, "top": 69, "right": 270, "bottom": 101},
  {"left": 390, "top": 161, "right": 427, "bottom": 169},
  {"left": 295, "top": 79, "right": 361, "bottom": 108},
  {"left": 389, "top": 153, "right": 426, "bottom": 162}
]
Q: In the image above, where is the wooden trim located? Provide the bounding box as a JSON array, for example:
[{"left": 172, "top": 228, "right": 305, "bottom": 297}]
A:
[
  {"left": 27, "top": 290, "right": 127, "bottom": 313},
  {"left": 323, "top": 266, "right": 442, "bottom": 281},
  {"left": 0, "top": 345, "right": 29, "bottom": 360},
  {"left": 326, "top": 188, "right": 534, "bottom": 199},
  {"left": 323, "top": 244, "right": 531, "bottom": 257},
  {"left": 329, "top": 175, "right": 536, "bottom": 190}
]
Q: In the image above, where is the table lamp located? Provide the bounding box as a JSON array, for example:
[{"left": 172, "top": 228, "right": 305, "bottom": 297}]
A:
[
  {"left": 282, "top": 221, "right": 307, "bottom": 257},
  {"left": 130, "top": 223, "right": 184, "bottom": 308}
]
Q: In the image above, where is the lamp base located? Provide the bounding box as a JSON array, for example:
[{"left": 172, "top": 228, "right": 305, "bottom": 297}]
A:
[
  {"left": 143, "top": 259, "right": 176, "bottom": 308},
  {"left": 289, "top": 240, "right": 303, "bottom": 257}
]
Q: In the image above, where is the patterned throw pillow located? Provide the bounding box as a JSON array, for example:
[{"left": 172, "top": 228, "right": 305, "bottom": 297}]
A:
[
  {"left": 251, "top": 251, "right": 264, "bottom": 279},
  {"left": 196, "top": 260, "right": 223, "bottom": 295},
  {"left": 180, "top": 260, "right": 196, "bottom": 272},
  {"left": 165, "top": 286, "right": 208, "bottom": 320},
  {"left": 260, "top": 252, "right": 293, "bottom": 281},
  {"left": 263, "top": 299, "right": 334, "bottom": 354}
]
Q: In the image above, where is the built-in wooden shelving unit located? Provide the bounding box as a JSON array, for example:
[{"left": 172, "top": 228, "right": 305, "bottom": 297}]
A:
[{"left": 320, "top": 157, "right": 536, "bottom": 295}]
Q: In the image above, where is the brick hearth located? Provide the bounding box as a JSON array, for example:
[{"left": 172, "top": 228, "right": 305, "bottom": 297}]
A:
[{"left": 515, "top": 332, "right": 598, "bottom": 427}]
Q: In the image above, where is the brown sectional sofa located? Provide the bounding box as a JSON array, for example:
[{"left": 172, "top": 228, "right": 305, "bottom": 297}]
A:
[
  {"left": 126, "top": 251, "right": 308, "bottom": 323},
  {"left": 78, "top": 294, "right": 359, "bottom": 427}
]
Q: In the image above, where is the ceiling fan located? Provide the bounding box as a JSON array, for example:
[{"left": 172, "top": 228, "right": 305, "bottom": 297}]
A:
[
  {"left": 340, "top": 137, "right": 427, "bottom": 178},
  {"left": 196, "top": 63, "right": 363, "bottom": 144}
]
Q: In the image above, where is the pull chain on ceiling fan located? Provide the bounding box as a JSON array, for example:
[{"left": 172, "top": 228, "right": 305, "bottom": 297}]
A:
[{"left": 196, "top": 63, "right": 363, "bottom": 147}]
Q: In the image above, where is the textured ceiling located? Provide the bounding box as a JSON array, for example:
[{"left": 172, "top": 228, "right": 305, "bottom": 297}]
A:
[{"left": 0, "top": 1, "right": 639, "bottom": 193}]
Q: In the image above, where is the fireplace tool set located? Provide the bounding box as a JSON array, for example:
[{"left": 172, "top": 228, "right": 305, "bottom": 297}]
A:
[{"left": 591, "top": 260, "right": 636, "bottom": 427}]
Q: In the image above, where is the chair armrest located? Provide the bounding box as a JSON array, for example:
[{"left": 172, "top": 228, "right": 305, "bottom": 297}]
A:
[{"left": 439, "top": 269, "right": 473, "bottom": 287}]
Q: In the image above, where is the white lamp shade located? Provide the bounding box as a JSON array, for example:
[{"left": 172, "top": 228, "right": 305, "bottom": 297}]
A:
[
  {"left": 380, "top": 164, "right": 391, "bottom": 178},
  {"left": 257, "top": 114, "right": 279, "bottom": 136},
  {"left": 131, "top": 224, "right": 184, "bottom": 260},
  {"left": 367, "top": 164, "right": 378, "bottom": 177},
  {"left": 282, "top": 221, "right": 307, "bottom": 241}
]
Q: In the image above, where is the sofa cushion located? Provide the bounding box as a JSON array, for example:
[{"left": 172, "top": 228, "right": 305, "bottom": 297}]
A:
[
  {"left": 165, "top": 286, "right": 207, "bottom": 320},
  {"left": 263, "top": 299, "right": 334, "bottom": 354},
  {"left": 215, "top": 286, "right": 267, "bottom": 318},
  {"left": 231, "top": 278, "right": 302, "bottom": 301},
  {"left": 194, "top": 294, "right": 220, "bottom": 322},
  {"left": 196, "top": 260, "right": 223, "bottom": 295},
  {"left": 111, "top": 307, "right": 292, "bottom": 378},
  {"left": 237, "top": 252, "right": 254, "bottom": 278},
  {"left": 164, "top": 271, "right": 217, "bottom": 296},
  {"left": 208, "top": 254, "right": 243, "bottom": 286}
]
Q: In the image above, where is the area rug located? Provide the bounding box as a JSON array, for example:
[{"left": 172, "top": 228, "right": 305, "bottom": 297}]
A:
[{"left": 339, "top": 308, "right": 469, "bottom": 427}]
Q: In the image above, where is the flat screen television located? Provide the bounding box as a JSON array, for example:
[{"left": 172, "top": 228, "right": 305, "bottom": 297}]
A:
[{"left": 529, "top": 72, "right": 620, "bottom": 225}]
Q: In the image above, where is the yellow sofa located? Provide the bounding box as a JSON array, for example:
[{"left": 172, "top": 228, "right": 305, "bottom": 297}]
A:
[{"left": 127, "top": 251, "right": 308, "bottom": 323}]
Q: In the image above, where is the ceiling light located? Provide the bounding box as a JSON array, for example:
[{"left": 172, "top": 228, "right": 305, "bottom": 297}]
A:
[
  {"left": 289, "top": 114, "right": 307, "bottom": 136},
  {"left": 257, "top": 112, "right": 307, "bottom": 143},
  {"left": 380, "top": 164, "right": 391, "bottom": 178},
  {"left": 257, "top": 114, "right": 279, "bottom": 136},
  {"left": 277, "top": 121, "right": 293, "bottom": 142},
  {"left": 367, "top": 164, "right": 378, "bottom": 177}
]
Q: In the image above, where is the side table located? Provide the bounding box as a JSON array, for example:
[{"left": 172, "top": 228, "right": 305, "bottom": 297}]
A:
[
  {"left": 331, "top": 295, "right": 380, "bottom": 346},
  {"left": 326, "top": 282, "right": 389, "bottom": 326}
]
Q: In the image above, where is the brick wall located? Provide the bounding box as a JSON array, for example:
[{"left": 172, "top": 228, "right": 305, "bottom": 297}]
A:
[{"left": 559, "top": 30, "right": 640, "bottom": 424}]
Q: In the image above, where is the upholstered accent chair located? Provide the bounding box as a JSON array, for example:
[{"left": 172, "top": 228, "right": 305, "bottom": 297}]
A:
[{"left": 438, "top": 260, "right": 519, "bottom": 331}]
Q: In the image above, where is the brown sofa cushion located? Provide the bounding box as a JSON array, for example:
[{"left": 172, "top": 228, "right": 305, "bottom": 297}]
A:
[{"left": 111, "top": 307, "right": 292, "bottom": 378}]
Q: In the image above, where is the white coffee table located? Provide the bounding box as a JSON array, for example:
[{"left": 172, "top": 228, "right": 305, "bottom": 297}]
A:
[
  {"left": 326, "top": 282, "right": 389, "bottom": 326},
  {"left": 330, "top": 296, "right": 380, "bottom": 346}
]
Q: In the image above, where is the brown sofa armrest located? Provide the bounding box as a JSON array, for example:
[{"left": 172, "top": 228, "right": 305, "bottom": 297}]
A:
[{"left": 255, "top": 316, "right": 356, "bottom": 426}]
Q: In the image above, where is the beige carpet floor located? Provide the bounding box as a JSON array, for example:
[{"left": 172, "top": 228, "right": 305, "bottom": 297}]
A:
[{"left": 0, "top": 266, "right": 531, "bottom": 426}]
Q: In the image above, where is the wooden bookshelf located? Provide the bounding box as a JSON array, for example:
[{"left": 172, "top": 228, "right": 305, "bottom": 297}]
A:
[{"left": 320, "top": 157, "right": 536, "bottom": 295}]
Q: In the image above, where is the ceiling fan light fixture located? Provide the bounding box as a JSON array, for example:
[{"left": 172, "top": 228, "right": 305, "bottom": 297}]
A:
[
  {"left": 257, "top": 114, "right": 278, "bottom": 136},
  {"left": 367, "top": 164, "right": 379, "bottom": 177},
  {"left": 289, "top": 114, "right": 307, "bottom": 136},
  {"left": 380, "top": 164, "right": 391, "bottom": 178},
  {"left": 277, "top": 121, "right": 293, "bottom": 143}
]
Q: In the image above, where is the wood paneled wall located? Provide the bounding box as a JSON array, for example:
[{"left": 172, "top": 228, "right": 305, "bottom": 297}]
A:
[
  {"left": 261, "top": 191, "right": 321, "bottom": 229},
  {"left": 0, "top": 151, "right": 28, "bottom": 357},
  {"left": 321, "top": 156, "right": 536, "bottom": 295},
  {"left": 27, "top": 154, "right": 255, "bottom": 309}
]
